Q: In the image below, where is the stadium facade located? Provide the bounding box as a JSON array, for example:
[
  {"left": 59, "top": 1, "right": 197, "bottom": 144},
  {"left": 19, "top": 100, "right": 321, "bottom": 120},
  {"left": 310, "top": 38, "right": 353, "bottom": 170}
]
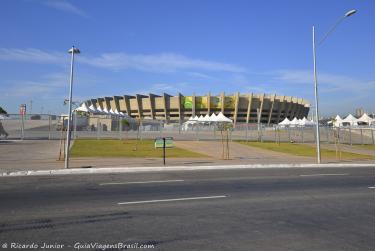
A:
[{"left": 85, "top": 92, "right": 310, "bottom": 125}]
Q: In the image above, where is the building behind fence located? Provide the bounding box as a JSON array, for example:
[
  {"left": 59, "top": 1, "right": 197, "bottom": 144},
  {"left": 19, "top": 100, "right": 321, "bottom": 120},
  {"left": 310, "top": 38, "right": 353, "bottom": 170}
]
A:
[{"left": 1, "top": 113, "right": 374, "bottom": 145}]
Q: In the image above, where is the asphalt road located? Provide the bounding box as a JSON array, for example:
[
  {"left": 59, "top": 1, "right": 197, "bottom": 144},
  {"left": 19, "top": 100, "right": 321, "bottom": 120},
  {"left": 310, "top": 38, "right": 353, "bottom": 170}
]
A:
[{"left": 1, "top": 167, "right": 375, "bottom": 250}]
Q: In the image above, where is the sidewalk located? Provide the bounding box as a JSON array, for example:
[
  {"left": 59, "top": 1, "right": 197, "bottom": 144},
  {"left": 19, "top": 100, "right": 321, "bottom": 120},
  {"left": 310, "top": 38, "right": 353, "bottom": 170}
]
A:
[{"left": 1, "top": 139, "right": 374, "bottom": 173}]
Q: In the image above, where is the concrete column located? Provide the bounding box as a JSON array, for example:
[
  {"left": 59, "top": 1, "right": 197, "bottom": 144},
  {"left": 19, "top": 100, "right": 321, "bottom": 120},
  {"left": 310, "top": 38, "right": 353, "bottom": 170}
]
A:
[
  {"left": 276, "top": 96, "right": 286, "bottom": 123},
  {"left": 136, "top": 94, "right": 143, "bottom": 119},
  {"left": 178, "top": 93, "right": 183, "bottom": 122},
  {"left": 258, "top": 93, "right": 265, "bottom": 123},
  {"left": 267, "top": 94, "right": 276, "bottom": 125},
  {"left": 123, "top": 95, "right": 132, "bottom": 116},
  {"left": 149, "top": 94, "right": 155, "bottom": 119},
  {"left": 285, "top": 96, "right": 293, "bottom": 119},
  {"left": 163, "top": 93, "right": 169, "bottom": 122},
  {"left": 221, "top": 92, "right": 225, "bottom": 114},
  {"left": 246, "top": 93, "right": 253, "bottom": 124},
  {"left": 233, "top": 92, "right": 240, "bottom": 126},
  {"left": 113, "top": 96, "right": 121, "bottom": 112}
]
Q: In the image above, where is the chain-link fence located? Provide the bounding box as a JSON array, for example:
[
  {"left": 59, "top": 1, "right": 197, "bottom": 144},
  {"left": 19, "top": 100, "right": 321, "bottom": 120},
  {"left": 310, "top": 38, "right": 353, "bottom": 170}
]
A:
[{"left": 1, "top": 114, "right": 374, "bottom": 145}]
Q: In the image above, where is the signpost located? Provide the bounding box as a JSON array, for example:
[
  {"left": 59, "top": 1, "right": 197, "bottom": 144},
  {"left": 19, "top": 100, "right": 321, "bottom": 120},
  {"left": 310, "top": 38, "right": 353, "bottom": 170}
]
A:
[
  {"left": 155, "top": 137, "right": 174, "bottom": 165},
  {"left": 19, "top": 104, "right": 26, "bottom": 140}
]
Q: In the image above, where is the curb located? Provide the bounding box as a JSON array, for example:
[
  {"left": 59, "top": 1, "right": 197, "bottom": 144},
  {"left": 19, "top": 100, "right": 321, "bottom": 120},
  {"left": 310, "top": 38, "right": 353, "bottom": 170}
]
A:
[{"left": 1, "top": 163, "right": 375, "bottom": 177}]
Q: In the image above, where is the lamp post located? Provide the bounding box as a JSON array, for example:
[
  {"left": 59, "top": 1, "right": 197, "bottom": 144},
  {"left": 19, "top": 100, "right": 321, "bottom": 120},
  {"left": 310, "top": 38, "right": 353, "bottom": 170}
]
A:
[
  {"left": 65, "top": 46, "right": 80, "bottom": 169},
  {"left": 312, "top": 9, "right": 356, "bottom": 164}
]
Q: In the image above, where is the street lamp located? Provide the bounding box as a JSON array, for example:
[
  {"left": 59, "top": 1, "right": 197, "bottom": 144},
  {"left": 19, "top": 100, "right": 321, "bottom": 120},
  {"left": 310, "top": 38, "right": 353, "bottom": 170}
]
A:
[
  {"left": 312, "top": 9, "right": 356, "bottom": 164},
  {"left": 65, "top": 46, "right": 80, "bottom": 169}
]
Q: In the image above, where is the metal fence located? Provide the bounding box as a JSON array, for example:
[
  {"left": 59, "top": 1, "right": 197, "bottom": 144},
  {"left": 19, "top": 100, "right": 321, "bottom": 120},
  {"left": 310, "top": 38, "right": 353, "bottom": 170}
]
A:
[{"left": 1, "top": 114, "right": 375, "bottom": 145}]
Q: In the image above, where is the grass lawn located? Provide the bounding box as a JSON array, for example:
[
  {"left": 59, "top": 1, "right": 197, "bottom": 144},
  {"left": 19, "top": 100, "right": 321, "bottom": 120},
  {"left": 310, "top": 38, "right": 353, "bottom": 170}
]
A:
[
  {"left": 238, "top": 141, "right": 375, "bottom": 160},
  {"left": 351, "top": 144, "right": 375, "bottom": 151},
  {"left": 70, "top": 139, "right": 206, "bottom": 158}
]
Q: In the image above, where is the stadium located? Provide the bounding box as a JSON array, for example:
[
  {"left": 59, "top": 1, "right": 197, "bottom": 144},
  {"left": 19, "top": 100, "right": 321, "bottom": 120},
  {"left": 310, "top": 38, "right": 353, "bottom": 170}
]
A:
[{"left": 84, "top": 92, "right": 310, "bottom": 125}]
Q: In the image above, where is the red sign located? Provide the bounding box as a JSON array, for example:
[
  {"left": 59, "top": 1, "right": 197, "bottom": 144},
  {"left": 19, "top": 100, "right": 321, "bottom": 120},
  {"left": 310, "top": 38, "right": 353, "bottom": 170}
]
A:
[{"left": 19, "top": 104, "right": 26, "bottom": 115}]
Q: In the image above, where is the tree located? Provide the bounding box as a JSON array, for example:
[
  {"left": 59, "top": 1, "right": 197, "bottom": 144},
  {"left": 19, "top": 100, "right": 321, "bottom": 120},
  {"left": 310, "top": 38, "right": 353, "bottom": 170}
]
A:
[{"left": 0, "top": 107, "right": 7, "bottom": 114}]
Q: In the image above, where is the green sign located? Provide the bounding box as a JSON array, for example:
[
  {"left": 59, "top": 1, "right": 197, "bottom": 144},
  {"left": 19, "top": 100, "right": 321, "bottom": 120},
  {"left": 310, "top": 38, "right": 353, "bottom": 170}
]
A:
[
  {"left": 183, "top": 96, "right": 193, "bottom": 109},
  {"left": 155, "top": 137, "right": 174, "bottom": 148}
]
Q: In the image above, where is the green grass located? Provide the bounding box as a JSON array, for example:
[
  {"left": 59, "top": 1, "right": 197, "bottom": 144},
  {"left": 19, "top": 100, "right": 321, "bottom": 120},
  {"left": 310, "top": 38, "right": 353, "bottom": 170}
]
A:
[
  {"left": 70, "top": 139, "right": 206, "bottom": 158},
  {"left": 237, "top": 141, "right": 375, "bottom": 160},
  {"left": 351, "top": 144, "right": 375, "bottom": 151}
]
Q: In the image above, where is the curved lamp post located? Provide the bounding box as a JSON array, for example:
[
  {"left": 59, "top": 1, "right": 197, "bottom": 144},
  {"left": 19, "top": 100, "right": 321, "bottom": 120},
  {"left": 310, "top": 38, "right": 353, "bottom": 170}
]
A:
[
  {"left": 312, "top": 9, "right": 356, "bottom": 164},
  {"left": 65, "top": 46, "right": 80, "bottom": 169}
]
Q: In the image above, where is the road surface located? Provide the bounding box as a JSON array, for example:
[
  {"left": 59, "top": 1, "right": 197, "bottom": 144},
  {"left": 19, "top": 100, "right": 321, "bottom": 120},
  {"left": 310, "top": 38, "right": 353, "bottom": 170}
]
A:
[{"left": 1, "top": 166, "right": 375, "bottom": 250}]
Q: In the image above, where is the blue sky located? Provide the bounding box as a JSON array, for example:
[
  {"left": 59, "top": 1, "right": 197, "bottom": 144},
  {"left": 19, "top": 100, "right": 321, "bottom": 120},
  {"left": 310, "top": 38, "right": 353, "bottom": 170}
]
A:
[{"left": 0, "top": 0, "right": 374, "bottom": 116}]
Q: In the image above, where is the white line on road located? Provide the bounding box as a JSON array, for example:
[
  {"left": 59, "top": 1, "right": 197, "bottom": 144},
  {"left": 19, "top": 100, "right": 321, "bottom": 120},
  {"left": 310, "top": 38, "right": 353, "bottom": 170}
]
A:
[
  {"left": 299, "top": 173, "right": 349, "bottom": 177},
  {"left": 368, "top": 187, "right": 375, "bottom": 189},
  {"left": 118, "top": 195, "right": 227, "bottom": 205},
  {"left": 100, "top": 179, "right": 184, "bottom": 186}
]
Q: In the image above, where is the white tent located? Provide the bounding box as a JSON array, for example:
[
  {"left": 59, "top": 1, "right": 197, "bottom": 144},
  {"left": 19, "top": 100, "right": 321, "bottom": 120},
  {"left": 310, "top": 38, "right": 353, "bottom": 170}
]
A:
[
  {"left": 197, "top": 115, "right": 205, "bottom": 122},
  {"left": 96, "top": 106, "right": 104, "bottom": 114},
  {"left": 333, "top": 115, "right": 343, "bottom": 127},
  {"left": 342, "top": 114, "right": 358, "bottom": 126},
  {"left": 209, "top": 113, "right": 218, "bottom": 122},
  {"left": 278, "top": 118, "right": 290, "bottom": 126},
  {"left": 193, "top": 115, "right": 199, "bottom": 121},
  {"left": 108, "top": 109, "right": 114, "bottom": 115},
  {"left": 102, "top": 107, "right": 109, "bottom": 114},
  {"left": 289, "top": 117, "right": 299, "bottom": 127},
  {"left": 203, "top": 114, "right": 210, "bottom": 122},
  {"left": 299, "top": 117, "right": 315, "bottom": 126},
  {"left": 216, "top": 112, "right": 232, "bottom": 123},
  {"left": 357, "top": 113, "right": 373, "bottom": 125},
  {"left": 74, "top": 103, "right": 90, "bottom": 112},
  {"left": 88, "top": 104, "right": 98, "bottom": 113}
]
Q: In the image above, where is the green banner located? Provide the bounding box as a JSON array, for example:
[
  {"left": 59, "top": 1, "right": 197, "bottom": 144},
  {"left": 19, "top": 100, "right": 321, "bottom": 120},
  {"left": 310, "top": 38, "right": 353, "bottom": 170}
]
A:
[
  {"left": 182, "top": 96, "right": 193, "bottom": 109},
  {"left": 155, "top": 137, "right": 174, "bottom": 148}
]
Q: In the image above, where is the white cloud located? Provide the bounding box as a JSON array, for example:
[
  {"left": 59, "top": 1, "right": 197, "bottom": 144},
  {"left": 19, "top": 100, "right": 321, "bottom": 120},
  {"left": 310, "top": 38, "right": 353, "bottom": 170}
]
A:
[
  {"left": 3, "top": 73, "right": 68, "bottom": 98},
  {"left": 0, "top": 48, "right": 65, "bottom": 64},
  {"left": 42, "top": 0, "right": 88, "bottom": 18},
  {"left": 0, "top": 48, "right": 245, "bottom": 73},
  {"left": 80, "top": 53, "right": 246, "bottom": 73},
  {"left": 272, "top": 69, "right": 375, "bottom": 93}
]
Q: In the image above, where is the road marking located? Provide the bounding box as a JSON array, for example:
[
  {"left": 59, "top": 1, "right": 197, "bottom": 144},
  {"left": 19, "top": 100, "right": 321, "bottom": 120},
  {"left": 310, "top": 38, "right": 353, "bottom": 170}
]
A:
[
  {"left": 99, "top": 179, "right": 184, "bottom": 186},
  {"left": 299, "top": 173, "right": 349, "bottom": 177},
  {"left": 118, "top": 195, "right": 227, "bottom": 205},
  {"left": 368, "top": 187, "right": 375, "bottom": 189}
]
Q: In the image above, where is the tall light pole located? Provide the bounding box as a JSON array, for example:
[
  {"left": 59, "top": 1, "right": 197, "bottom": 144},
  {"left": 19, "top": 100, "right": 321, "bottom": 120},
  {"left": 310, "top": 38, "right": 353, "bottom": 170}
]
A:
[
  {"left": 312, "top": 9, "right": 356, "bottom": 164},
  {"left": 65, "top": 46, "right": 80, "bottom": 169}
]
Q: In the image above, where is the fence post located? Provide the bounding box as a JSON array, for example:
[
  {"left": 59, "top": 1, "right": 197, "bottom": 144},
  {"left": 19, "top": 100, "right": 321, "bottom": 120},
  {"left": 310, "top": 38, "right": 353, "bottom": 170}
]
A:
[
  {"left": 246, "top": 123, "right": 249, "bottom": 142},
  {"left": 118, "top": 118, "right": 122, "bottom": 140},
  {"left": 20, "top": 113, "right": 25, "bottom": 140},
  {"left": 349, "top": 127, "right": 352, "bottom": 145},
  {"left": 301, "top": 126, "right": 304, "bottom": 143},
  {"left": 371, "top": 128, "right": 375, "bottom": 145},
  {"left": 360, "top": 128, "right": 363, "bottom": 145},
  {"left": 274, "top": 126, "right": 277, "bottom": 143},
  {"left": 96, "top": 118, "right": 100, "bottom": 140},
  {"left": 48, "top": 115, "right": 51, "bottom": 140},
  {"left": 288, "top": 127, "right": 291, "bottom": 142}
]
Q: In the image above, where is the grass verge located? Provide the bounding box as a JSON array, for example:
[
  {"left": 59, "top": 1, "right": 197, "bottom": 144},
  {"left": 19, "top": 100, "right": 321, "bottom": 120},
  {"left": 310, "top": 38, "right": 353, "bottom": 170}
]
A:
[
  {"left": 351, "top": 144, "right": 375, "bottom": 151},
  {"left": 70, "top": 139, "right": 206, "bottom": 158},
  {"left": 237, "top": 141, "right": 375, "bottom": 160}
]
